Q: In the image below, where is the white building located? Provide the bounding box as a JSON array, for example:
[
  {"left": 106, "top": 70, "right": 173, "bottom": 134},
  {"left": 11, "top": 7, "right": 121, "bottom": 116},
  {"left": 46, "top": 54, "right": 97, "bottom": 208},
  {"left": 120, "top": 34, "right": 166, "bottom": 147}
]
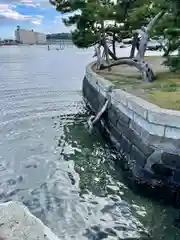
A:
[
  {"left": 15, "top": 26, "right": 46, "bottom": 44},
  {"left": 35, "top": 32, "right": 46, "bottom": 43},
  {"left": 15, "top": 28, "right": 36, "bottom": 44}
]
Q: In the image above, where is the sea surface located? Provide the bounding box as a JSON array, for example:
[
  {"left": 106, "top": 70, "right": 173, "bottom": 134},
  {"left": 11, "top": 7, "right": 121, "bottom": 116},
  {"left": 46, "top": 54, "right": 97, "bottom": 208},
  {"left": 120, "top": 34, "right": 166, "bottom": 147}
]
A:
[{"left": 0, "top": 45, "right": 179, "bottom": 240}]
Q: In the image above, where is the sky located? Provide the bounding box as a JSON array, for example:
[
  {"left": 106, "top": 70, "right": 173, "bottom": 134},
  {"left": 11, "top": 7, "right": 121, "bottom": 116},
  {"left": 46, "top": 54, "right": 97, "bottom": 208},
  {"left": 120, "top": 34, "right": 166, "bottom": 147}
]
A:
[{"left": 0, "top": 0, "right": 72, "bottom": 39}]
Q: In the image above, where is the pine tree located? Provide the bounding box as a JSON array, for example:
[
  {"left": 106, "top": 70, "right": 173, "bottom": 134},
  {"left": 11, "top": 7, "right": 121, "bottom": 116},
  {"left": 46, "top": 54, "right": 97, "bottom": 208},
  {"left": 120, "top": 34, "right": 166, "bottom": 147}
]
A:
[{"left": 51, "top": 0, "right": 180, "bottom": 79}]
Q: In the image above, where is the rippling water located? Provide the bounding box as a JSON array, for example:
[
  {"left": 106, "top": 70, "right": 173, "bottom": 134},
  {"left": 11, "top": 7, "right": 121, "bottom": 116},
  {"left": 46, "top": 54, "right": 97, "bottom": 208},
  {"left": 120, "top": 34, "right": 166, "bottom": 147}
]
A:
[{"left": 0, "top": 45, "right": 180, "bottom": 240}]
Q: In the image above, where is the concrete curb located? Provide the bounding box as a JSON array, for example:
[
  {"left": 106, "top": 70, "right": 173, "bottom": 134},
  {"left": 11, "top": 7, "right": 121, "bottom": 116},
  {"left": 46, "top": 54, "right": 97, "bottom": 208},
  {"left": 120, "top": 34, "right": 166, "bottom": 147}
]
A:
[
  {"left": 0, "top": 201, "right": 60, "bottom": 240},
  {"left": 86, "top": 62, "right": 180, "bottom": 139}
]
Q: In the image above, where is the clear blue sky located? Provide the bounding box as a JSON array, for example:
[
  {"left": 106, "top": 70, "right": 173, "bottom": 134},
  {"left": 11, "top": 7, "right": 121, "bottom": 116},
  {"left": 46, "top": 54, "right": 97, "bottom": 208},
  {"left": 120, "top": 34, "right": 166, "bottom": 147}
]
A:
[{"left": 0, "top": 0, "right": 72, "bottom": 39}]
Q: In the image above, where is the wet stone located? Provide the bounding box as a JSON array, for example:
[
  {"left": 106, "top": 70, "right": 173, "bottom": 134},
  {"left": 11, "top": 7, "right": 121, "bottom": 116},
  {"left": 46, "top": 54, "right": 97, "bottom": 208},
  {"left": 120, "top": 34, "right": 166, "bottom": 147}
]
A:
[
  {"left": 162, "top": 152, "right": 180, "bottom": 170},
  {"left": 120, "top": 135, "right": 132, "bottom": 154},
  {"left": 130, "top": 145, "right": 147, "bottom": 168}
]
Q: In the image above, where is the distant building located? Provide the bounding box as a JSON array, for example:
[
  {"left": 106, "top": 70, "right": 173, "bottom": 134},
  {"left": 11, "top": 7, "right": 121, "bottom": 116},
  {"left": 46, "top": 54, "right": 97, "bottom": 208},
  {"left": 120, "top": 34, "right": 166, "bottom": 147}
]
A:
[
  {"left": 15, "top": 26, "right": 46, "bottom": 44},
  {"left": 35, "top": 32, "right": 46, "bottom": 43},
  {"left": 15, "top": 28, "right": 36, "bottom": 44}
]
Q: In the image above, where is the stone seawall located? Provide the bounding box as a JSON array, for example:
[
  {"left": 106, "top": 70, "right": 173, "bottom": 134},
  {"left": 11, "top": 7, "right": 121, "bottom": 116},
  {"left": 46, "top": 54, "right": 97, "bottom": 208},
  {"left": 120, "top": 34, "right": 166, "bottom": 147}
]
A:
[{"left": 83, "top": 62, "right": 180, "bottom": 195}]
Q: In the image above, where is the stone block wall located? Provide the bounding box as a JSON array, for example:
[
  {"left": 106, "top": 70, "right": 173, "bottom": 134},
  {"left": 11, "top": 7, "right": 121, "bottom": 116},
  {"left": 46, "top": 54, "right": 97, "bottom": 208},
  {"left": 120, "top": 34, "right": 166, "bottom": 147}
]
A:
[{"left": 83, "top": 62, "right": 180, "bottom": 187}]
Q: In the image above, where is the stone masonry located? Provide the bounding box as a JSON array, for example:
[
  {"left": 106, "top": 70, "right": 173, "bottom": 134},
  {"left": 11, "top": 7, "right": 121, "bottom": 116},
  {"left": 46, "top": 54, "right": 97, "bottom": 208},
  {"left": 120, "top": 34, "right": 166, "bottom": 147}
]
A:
[{"left": 83, "top": 62, "right": 180, "bottom": 190}]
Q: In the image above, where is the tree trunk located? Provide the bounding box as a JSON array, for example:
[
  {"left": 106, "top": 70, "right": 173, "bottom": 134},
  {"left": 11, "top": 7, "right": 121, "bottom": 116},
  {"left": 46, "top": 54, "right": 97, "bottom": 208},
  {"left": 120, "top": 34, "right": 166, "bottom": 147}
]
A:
[
  {"left": 94, "top": 45, "right": 102, "bottom": 70},
  {"left": 100, "top": 58, "right": 154, "bottom": 82},
  {"left": 112, "top": 34, "right": 116, "bottom": 57},
  {"left": 98, "top": 11, "right": 165, "bottom": 83},
  {"left": 108, "top": 46, "right": 118, "bottom": 60},
  {"left": 135, "top": 11, "right": 165, "bottom": 60},
  {"left": 136, "top": 28, "right": 149, "bottom": 60},
  {"left": 130, "top": 32, "right": 139, "bottom": 58},
  {"left": 162, "top": 41, "right": 171, "bottom": 57},
  {"left": 100, "top": 19, "right": 110, "bottom": 67},
  {"left": 112, "top": 22, "right": 117, "bottom": 58}
]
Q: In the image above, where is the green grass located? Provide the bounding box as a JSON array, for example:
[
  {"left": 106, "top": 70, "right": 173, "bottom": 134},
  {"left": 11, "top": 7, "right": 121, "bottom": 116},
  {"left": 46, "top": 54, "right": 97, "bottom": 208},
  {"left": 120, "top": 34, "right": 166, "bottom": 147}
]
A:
[{"left": 95, "top": 57, "right": 180, "bottom": 110}]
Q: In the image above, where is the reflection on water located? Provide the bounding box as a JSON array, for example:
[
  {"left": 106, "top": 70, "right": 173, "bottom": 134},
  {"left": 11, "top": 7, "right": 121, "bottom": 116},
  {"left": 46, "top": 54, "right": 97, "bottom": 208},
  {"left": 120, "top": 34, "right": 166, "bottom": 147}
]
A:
[{"left": 0, "top": 46, "right": 180, "bottom": 239}]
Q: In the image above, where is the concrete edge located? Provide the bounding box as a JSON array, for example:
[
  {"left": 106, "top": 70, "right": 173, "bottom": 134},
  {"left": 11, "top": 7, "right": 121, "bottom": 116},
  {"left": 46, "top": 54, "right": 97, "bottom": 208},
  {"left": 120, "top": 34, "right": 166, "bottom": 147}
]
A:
[
  {"left": 86, "top": 61, "right": 180, "bottom": 133},
  {"left": 0, "top": 201, "right": 60, "bottom": 240}
]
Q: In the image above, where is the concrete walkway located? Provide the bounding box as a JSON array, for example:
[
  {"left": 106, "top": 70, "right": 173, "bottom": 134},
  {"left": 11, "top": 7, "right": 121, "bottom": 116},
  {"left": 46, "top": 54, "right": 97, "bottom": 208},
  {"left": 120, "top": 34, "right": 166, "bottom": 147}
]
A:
[{"left": 0, "top": 202, "right": 60, "bottom": 240}]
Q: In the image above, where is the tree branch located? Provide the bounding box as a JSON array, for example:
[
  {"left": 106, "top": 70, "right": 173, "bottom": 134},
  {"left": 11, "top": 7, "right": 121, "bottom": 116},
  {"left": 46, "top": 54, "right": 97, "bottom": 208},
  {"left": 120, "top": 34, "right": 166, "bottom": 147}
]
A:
[
  {"left": 100, "top": 58, "right": 154, "bottom": 82},
  {"left": 135, "top": 11, "right": 166, "bottom": 60},
  {"left": 146, "top": 10, "right": 165, "bottom": 33}
]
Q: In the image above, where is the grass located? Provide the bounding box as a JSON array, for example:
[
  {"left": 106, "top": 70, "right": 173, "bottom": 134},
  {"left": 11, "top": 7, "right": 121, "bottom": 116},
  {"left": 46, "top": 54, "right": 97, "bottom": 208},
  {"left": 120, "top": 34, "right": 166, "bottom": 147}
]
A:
[
  {"left": 141, "top": 72, "right": 180, "bottom": 110},
  {"left": 95, "top": 56, "right": 180, "bottom": 110}
]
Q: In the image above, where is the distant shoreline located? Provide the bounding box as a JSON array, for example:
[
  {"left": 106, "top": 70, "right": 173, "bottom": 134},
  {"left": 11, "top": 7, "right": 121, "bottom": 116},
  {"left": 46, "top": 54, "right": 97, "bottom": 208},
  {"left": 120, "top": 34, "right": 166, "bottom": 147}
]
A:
[{"left": 0, "top": 41, "right": 74, "bottom": 47}]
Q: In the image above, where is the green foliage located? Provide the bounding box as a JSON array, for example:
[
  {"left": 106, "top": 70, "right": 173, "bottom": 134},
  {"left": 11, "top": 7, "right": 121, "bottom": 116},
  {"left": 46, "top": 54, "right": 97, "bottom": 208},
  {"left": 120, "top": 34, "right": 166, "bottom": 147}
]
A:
[
  {"left": 50, "top": 0, "right": 170, "bottom": 47},
  {"left": 50, "top": 0, "right": 143, "bottom": 48},
  {"left": 154, "top": 0, "right": 180, "bottom": 70},
  {"left": 50, "top": 0, "right": 180, "bottom": 71},
  {"left": 71, "top": 29, "right": 98, "bottom": 48},
  {"left": 46, "top": 32, "right": 72, "bottom": 39},
  {"left": 164, "top": 55, "right": 180, "bottom": 72}
]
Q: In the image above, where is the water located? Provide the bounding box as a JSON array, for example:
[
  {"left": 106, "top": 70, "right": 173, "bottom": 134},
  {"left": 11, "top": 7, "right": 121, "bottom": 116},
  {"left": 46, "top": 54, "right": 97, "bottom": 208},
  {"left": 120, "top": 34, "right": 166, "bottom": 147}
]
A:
[{"left": 0, "top": 45, "right": 179, "bottom": 240}]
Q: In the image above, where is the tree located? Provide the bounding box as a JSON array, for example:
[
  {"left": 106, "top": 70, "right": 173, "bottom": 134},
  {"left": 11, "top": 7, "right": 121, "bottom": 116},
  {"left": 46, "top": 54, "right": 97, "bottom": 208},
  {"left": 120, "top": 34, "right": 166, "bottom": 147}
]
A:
[
  {"left": 50, "top": 0, "right": 135, "bottom": 59},
  {"left": 46, "top": 33, "right": 72, "bottom": 40},
  {"left": 50, "top": 0, "right": 169, "bottom": 81},
  {"left": 100, "top": 0, "right": 167, "bottom": 82},
  {"left": 157, "top": 0, "right": 180, "bottom": 71}
]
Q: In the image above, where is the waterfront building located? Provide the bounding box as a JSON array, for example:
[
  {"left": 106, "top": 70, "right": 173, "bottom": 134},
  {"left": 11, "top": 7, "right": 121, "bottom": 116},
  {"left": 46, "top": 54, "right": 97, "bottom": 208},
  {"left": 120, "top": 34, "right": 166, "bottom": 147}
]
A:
[{"left": 15, "top": 26, "right": 46, "bottom": 44}]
